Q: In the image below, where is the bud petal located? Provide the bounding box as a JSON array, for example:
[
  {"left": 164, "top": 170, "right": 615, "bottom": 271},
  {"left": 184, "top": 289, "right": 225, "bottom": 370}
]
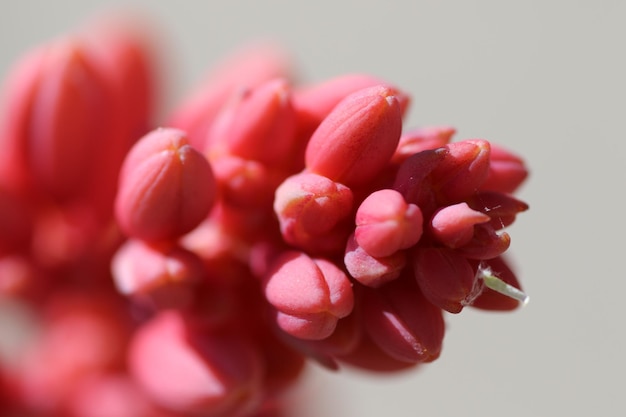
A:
[
  {"left": 481, "top": 144, "right": 529, "bottom": 193},
  {"left": 344, "top": 233, "right": 406, "bottom": 288}
]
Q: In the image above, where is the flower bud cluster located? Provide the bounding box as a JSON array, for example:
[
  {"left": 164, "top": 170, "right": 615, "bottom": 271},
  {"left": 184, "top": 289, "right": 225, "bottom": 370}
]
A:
[{"left": 0, "top": 15, "right": 529, "bottom": 417}]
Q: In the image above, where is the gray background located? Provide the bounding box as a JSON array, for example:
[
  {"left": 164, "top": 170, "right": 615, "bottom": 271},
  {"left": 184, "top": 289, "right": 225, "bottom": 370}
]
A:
[{"left": 1, "top": 1, "right": 624, "bottom": 416}]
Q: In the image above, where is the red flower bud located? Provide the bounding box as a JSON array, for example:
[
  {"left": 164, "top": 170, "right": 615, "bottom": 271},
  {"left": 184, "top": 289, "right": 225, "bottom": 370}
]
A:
[
  {"left": 413, "top": 247, "right": 484, "bottom": 313},
  {"left": 360, "top": 274, "right": 445, "bottom": 363}
]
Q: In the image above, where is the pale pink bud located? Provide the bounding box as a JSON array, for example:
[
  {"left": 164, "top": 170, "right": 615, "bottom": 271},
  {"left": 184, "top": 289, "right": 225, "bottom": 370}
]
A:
[
  {"left": 391, "top": 126, "right": 456, "bottom": 164},
  {"left": 355, "top": 189, "right": 423, "bottom": 258},
  {"left": 115, "top": 128, "right": 216, "bottom": 241},
  {"left": 430, "top": 202, "right": 490, "bottom": 248},
  {"left": 344, "top": 233, "right": 406, "bottom": 288},
  {"left": 413, "top": 247, "right": 483, "bottom": 313},
  {"left": 264, "top": 251, "right": 354, "bottom": 340},
  {"left": 360, "top": 274, "right": 445, "bottom": 363},
  {"left": 305, "top": 85, "right": 403, "bottom": 187},
  {"left": 128, "top": 310, "right": 263, "bottom": 417},
  {"left": 206, "top": 78, "right": 297, "bottom": 165},
  {"left": 111, "top": 239, "right": 206, "bottom": 309},
  {"left": 481, "top": 144, "right": 529, "bottom": 193},
  {"left": 168, "top": 42, "right": 292, "bottom": 149},
  {"left": 273, "top": 172, "right": 353, "bottom": 254},
  {"left": 430, "top": 139, "right": 491, "bottom": 204}
]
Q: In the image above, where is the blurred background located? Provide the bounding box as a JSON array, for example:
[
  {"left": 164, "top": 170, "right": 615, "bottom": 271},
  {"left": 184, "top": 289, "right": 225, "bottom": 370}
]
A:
[{"left": 1, "top": 1, "right": 624, "bottom": 416}]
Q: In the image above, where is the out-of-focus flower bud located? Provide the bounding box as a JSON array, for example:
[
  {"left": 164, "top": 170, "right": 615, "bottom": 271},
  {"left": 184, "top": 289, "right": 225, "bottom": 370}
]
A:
[
  {"left": 305, "top": 85, "right": 403, "bottom": 187},
  {"left": 206, "top": 78, "right": 297, "bottom": 166},
  {"left": 80, "top": 16, "right": 157, "bottom": 218},
  {"left": 263, "top": 251, "right": 354, "bottom": 340},
  {"left": 111, "top": 239, "right": 206, "bottom": 309},
  {"left": 480, "top": 144, "right": 528, "bottom": 193},
  {"left": 344, "top": 233, "right": 406, "bottom": 288},
  {"left": 168, "top": 42, "right": 293, "bottom": 149},
  {"left": 430, "top": 202, "right": 490, "bottom": 248},
  {"left": 0, "top": 187, "right": 33, "bottom": 255},
  {"left": 68, "top": 373, "right": 173, "bottom": 417},
  {"left": 12, "top": 293, "right": 131, "bottom": 415},
  {"left": 0, "top": 38, "right": 113, "bottom": 201},
  {"left": 355, "top": 189, "right": 423, "bottom": 258},
  {"left": 430, "top": 139, "right": 491, "bottom": 204},
  {"left": 115, "top": 128, "right": 216, "bottom": 241},
  {"left": 360, "top": 274, "right": 444, "bottom": 363},
  {"left": 391, "top": 126, "right": 455, "bottom": 164},
  {"left": 128, "top": 310, "right": 263, "bottom": 417},
  {"left": 413, "top": 247, "right": 483, "bottom": 313},
  {"left": 273, "top": 172, "right": 353, "bottom": 254}
]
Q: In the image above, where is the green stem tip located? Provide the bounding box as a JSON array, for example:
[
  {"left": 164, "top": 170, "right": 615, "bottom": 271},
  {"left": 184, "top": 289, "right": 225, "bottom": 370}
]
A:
[{"left": 478, "top": 263, "right": 529, "bottom": 306}]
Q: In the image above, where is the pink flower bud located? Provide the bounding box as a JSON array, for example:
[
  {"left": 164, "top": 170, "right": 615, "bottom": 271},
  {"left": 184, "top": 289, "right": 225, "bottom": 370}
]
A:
[
  {"left": 338, "top": 333, "right": 417, "bottom": 373},
  {"left": 413, "top": 247, "right": 483, "bottom": 313},
  {"left": 344, "top": 233, "right": 406, "bottom": 288},
  {"left": 355, "top": 189, "right": 423, "bottom": 258},
  {"left": 167, "top": 42, "right": 292, "bottom": 149},
  {"left": 273, "top": 172, "right": 353, "bottom": 254},
  {"left": 115, "top": 128, "right": 216, "bottom": 241},
  {"left": 305, "top": 85, "right": 403, "bottom": 187},
  {"left": 360, "top": 274, "right": 445, "bottom": 363},
  {"left": 205, "top": 78, "right": 297, "bottom": 166},
  {"left": 481, "top": 144, "right": 529, "bottom": 193},
  {"left": 111, "top": 239, "right": 206, "bottom": 309},
  {"left": 430, "top": 202, "right": 490, "bottom": 248},
  {"left": 128, "top": 310, "right": 264, "bottom": 417},
  {"left": 263, "top": 251, "right": 354, "bottom": 340},
  {"left": 391, "top": 126, "right": 456, "bottom": 164},
  {"left": 429, "top": 139, "right": 491, "bottom": 204}
]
